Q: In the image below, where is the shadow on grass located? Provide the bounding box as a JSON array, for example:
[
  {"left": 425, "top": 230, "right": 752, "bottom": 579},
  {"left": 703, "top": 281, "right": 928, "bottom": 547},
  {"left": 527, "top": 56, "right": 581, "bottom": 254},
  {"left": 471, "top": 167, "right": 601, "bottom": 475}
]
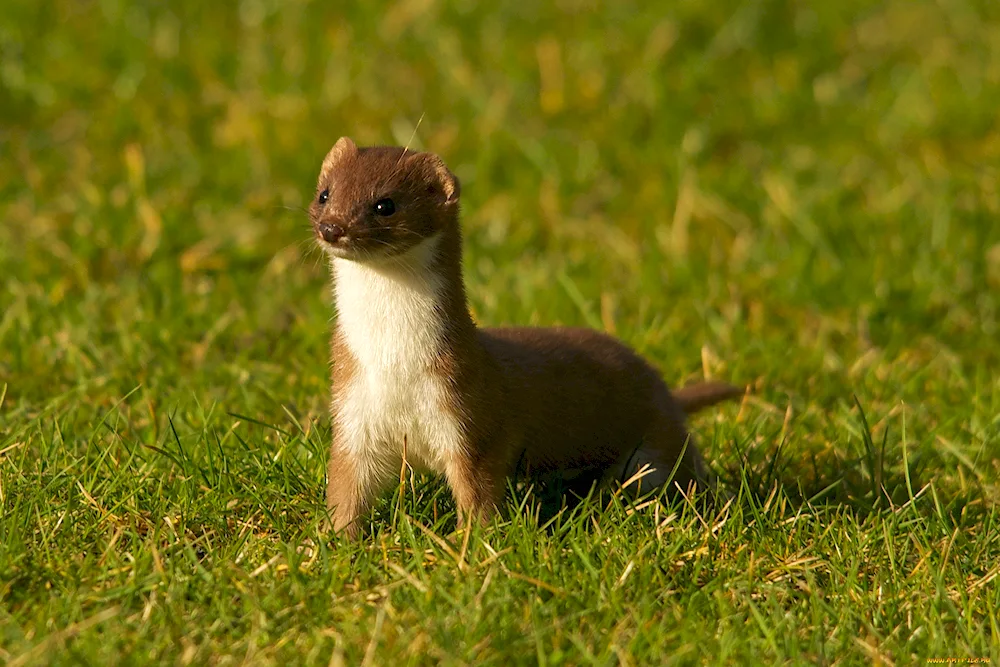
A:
[{"left": 260, "top": 386, "right": 994, "bottom": 545}]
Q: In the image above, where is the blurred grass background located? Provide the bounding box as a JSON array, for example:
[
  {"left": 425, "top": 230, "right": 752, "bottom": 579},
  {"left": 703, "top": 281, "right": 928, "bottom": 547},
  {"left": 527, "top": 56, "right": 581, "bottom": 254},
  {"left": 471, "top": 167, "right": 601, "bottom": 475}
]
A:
[{"left": 2, "top": 0, "right": 999, "bottom": 663}]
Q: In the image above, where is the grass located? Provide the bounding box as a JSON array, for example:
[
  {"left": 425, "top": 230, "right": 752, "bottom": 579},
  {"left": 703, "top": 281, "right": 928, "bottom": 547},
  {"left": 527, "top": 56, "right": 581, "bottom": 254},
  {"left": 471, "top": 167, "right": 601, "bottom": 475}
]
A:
[{"left": 2, "top": 0, "right": 999, "bottom": 663}]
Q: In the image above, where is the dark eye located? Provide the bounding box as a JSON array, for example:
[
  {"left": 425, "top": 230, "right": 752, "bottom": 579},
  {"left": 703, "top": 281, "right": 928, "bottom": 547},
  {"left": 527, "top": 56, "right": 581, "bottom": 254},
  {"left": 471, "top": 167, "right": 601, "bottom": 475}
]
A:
[
  {"left": 318, "top": 189, "right": 329, "bottom": 204},
  {"left": 374, "top": 198, "right": 396, "bottom": 216}
]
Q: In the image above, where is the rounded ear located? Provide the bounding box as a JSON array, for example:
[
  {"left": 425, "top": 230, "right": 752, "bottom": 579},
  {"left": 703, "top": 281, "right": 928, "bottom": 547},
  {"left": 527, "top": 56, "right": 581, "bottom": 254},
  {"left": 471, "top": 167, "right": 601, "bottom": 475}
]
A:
[
  {"left": 321, "top": 137, "right": 358, "bottom": 175},
  {"left": 415, "top": 152, "right": 460, "bottom": 204}
]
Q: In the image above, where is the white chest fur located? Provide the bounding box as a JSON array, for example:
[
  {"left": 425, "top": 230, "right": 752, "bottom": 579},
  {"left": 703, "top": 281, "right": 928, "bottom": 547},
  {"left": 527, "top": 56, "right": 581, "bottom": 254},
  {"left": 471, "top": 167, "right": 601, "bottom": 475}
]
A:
[{"left": 330, "top": 235, "right": 464, "bottom": 477}]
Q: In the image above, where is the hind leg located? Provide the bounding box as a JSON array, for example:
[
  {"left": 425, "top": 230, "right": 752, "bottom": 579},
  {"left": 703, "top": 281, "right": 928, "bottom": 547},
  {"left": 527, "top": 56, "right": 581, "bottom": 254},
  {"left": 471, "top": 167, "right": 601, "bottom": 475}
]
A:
[{"left": 606, "top": 403, "right": 712, "bottom": 498}]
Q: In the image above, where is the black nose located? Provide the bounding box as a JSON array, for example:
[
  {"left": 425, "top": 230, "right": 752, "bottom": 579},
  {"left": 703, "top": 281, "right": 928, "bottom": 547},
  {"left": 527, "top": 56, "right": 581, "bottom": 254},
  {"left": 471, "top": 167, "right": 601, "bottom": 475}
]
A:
[{"left": 318, "top": 222, "right": 344, "bottom": 244}]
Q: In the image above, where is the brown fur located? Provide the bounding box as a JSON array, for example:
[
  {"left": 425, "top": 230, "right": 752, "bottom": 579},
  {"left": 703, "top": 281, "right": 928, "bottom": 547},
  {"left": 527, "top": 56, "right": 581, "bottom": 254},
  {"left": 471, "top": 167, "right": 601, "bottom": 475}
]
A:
[{"left": 310, "top": 138, "right": 743, "bottom": 537}]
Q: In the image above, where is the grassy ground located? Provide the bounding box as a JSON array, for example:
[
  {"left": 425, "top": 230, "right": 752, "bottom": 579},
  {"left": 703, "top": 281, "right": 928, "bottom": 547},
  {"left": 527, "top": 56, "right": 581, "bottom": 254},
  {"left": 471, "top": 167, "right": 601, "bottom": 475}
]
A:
[{"left": 2, "top": 0, "right": 999, "bottom": 663}]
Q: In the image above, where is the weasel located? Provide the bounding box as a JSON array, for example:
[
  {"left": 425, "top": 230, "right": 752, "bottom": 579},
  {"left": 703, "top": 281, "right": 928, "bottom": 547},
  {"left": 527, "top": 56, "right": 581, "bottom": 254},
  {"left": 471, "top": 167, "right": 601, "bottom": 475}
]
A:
[{"left": 310, "top": 137, "right": 742, "bottom": 537}]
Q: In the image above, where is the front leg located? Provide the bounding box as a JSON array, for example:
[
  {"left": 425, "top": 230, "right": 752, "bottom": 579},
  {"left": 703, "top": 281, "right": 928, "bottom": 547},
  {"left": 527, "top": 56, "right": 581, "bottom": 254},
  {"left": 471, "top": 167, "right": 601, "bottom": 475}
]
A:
[
  {"left": 444, "top": 451, "right": 506, "bottom": 528},
  {"left": 324, "top": 435, "right": 388, "bottom": 539}
]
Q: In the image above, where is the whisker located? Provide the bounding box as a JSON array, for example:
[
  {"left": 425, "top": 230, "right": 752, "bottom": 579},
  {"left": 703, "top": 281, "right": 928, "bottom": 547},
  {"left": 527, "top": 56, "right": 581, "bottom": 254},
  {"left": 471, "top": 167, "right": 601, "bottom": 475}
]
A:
[
  {"left": 381, "top": 112, "right": 427, "bottom": 190},
  {"left": 400, "top": 112, "right": 425, "bottom": 161},
  {"left": 265, "top": 204, "right": 310, "bottom": 215}
]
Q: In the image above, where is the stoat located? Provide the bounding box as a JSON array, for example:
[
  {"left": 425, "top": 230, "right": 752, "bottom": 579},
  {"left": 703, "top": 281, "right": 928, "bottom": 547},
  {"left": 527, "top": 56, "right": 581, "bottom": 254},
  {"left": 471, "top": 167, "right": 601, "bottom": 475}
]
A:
[{"left": 309, "top": 138, "right": 742, "bottom": 537}]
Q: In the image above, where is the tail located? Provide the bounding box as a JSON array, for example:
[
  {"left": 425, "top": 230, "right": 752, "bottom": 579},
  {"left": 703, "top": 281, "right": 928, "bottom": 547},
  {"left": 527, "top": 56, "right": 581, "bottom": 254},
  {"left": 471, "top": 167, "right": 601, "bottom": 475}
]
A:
[{"left": 673, "top": 381, "right": 744, "bottom": 414}]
